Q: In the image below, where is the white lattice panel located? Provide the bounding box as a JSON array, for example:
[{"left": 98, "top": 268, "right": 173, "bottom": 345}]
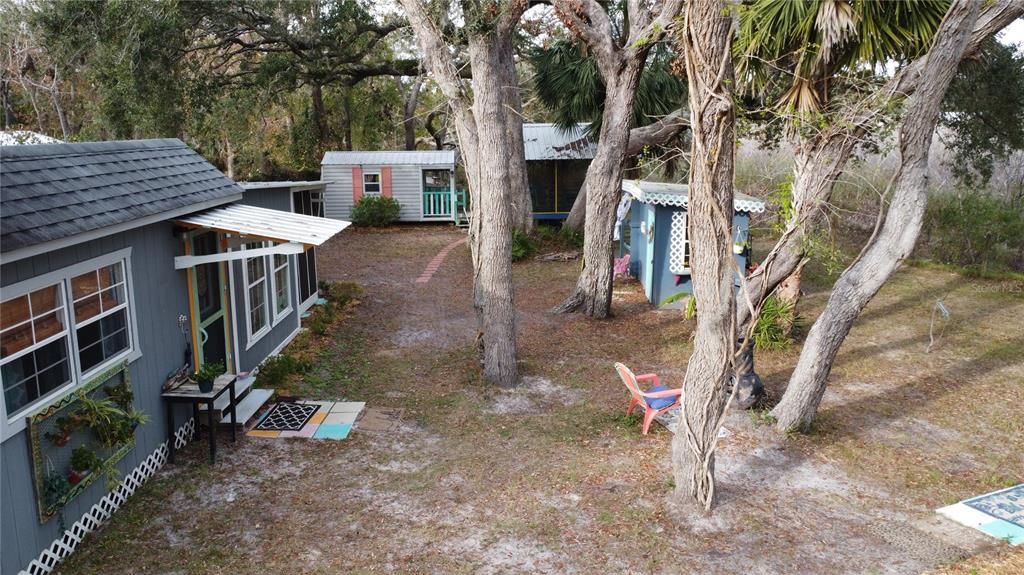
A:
[
  {"left": 20, "top": 418, "right": 196, "bottom": 575},
  {"left": 669, "top": 211, "right": 690, "bottom": 274}
]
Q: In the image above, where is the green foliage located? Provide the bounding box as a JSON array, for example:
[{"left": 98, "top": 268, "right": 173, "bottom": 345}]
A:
[
  {"left": 194, "top": 361, "right": 225, "bottom": 385},
  {"left": 351, "top": 196, "right": 401, "bottom": 227},
  {"left": 256, "top": 354, "right": 310, "bottom": 389},
  {"left": 511, "top": 229, "right": 537, "bottom": 262},
  {"left": 529, "top": 40, "right": 685, "bottom": 137},
  {"left": 44, "top": 472, "right": 71, "bottom": 507},
  {"left": 921, "top": 190, "right": 1024, "bottom": 273},
  {"left": 769, "top": 176, "right": 795, "bottom": 233},
  {"left": 752, "top": 296, "right": 802, "bottom": 351},
  {"left": 735, "top": 0, "right": 948, "bottom": 113},
  {"left": 70, "top": 447, "right": 102, "bottom": 473},
  {"left": 75, "top": 392, "right": 148, "bottom": 448},
  {"left": 941, "top": 39, "right": 1024, "bottom": 186},
  {"left": 309, "top": 302, "right": 337, "bottom": 336},
  {"left": 326, "top": 281, "right": 363, "bottom": 306}
]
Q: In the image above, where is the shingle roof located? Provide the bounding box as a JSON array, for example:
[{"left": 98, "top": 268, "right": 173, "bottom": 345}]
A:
[
  {"left": 1, "top": 139, "right": 243, "bottom": 253},
  {"left": 322, "top": 150, "right": 456, "bottom": 166},
  {"left": 523, "top": 123, "right": 596, "bottom": 161}
]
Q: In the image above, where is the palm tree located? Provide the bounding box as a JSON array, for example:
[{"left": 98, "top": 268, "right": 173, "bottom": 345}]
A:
[{"left": 735, "top": 0, "right": 949, "bottom": 115}]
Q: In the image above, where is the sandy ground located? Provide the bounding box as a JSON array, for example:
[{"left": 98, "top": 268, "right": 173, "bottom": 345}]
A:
[{"left": 55, "top": 225, "right": 1023, "bottom": 575}]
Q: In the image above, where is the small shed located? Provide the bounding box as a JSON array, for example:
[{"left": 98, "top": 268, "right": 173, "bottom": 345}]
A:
[
  {"left": 523, "top": 123, "right": 595, "bottom": 220},
  {"left": 620, "top": 180, "right": 767, "bottom": 307},
  {"left": 321, "top": 150, "right": 457, "bottom": 222}
]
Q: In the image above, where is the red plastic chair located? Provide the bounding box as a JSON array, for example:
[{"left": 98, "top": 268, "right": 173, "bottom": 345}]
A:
[{"left": 614, "top": 362, "right": 683, "bottom": 435}]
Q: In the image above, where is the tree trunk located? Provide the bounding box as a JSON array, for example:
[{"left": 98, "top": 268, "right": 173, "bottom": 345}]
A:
[
  {"left": 772, "top": 0, "right": 979, "bottom": 433},
  {"left": 311, "top": 83, "right": 328, "bottom": 153},
  {"left": 340, "top": 90, "right": 353, "bottom": 151},
  {"left": 671, "top": 0, "right": 737, "bottom": 512},
  {"left": 562, "top": 109, "right": 691, "bottom": 232},
  {"left": 553, "top": 66, "right": 644, "bottom": 317},
  {"left": 498, "top": 38, "right": 533, "bottom": 233},
  {"left": 49, "top": 85, "right": 70, "bottom": 139},
  {"left": 399, "top": 0, "right": 525, "bottom": 389},
  {"left": 403, "top": 76, "right": 423, "bottom": 150},
  {"left": 466, "top": 32, "right": 521, "bottom": 387}
]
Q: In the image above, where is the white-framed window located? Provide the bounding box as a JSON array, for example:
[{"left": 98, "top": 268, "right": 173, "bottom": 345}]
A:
[
  {"left": 243, "top": 242, "right": 270, "bottom": 346},
  {"left": 271, "top": 252, "right": 291, "bottom": 323},
  {"left": 1, "top": 248, "right": 139, "bottom": 440},
  {"left": 363, "top": 171, "right": 381, "bottom": 196}
]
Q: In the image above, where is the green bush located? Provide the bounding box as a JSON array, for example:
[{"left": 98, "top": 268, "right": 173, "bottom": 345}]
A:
[
  {"left": 352, "top": 196, "right": 401, "bottom": 227},
  {"left": 921, "top": 190, "right": 1024, "bottom": 273},
  {"left": 511, "top": 229, "right": 537, "bottom": 261},
  {"left": 326, "top": 281, "right": 363, "bottom": 306},
  {"left": 257, "top": 354, "right": 310, "bottom": 388},
  {"left": 752, "top": 296, "right": 801, "bottom": 351}
]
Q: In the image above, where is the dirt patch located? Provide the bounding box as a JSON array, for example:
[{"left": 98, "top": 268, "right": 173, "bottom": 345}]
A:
[{"left": 54, "top": 226, "right": 1023, "bottom": 575}]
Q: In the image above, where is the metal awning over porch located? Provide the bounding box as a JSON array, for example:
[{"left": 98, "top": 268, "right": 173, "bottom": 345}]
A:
[{"left": 172, "top": 203, "right": 349, "bottom": 269}]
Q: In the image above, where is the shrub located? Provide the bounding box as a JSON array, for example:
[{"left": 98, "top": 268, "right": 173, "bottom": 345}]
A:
[
  {"left": 257, "top": 354, "right": 310, "bottom": 388},
  {"left": 352, "top": 196, "right": 401, "bottom": 227},
  {"left": 921, "top": 190, "right": 1024, "bottom": 273},
  {"left": 309, "top": 302, "right": 337, "bottom": 335},
  {"left": 752, "top": 295, "right": 801, "bottom": 351},
  {"left": 326, "top": 281, "right": 362, "bottom": 306},
  {"left": 511, "top": 229, "right": 537, "bottom": 261}
]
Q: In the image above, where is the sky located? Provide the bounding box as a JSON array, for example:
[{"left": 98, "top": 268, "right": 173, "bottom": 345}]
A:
[{"left": 999, "top": 18, "right": 1024, "bottom": 47}]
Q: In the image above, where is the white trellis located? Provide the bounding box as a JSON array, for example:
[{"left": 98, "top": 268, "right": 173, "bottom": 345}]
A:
[
  {"left": 668, "top": 211, "right": 691, "bottom": 275},
  {"left": 19, "top": 418, "right": 196, "bottom": 575}
]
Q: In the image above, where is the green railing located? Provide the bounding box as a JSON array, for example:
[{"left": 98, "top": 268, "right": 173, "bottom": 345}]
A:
[{"left": 423, "top": 187, "right": 453, "bottom": 218}]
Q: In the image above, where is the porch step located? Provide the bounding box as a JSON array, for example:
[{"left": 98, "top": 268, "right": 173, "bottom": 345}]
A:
[{"left": 220, "top": 388, "right": 274, "bottom": 425}]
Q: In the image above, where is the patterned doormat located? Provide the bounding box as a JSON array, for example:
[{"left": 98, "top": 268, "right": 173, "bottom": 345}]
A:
[
  {"left": 248, "top": 401, "right": 364, "bottom": 439},
  {"left": 254, "top": 402, "right": 319, "bottom": 431},
  {"left": 937, "top": 484, "right": 1024, "bottom": 545}
]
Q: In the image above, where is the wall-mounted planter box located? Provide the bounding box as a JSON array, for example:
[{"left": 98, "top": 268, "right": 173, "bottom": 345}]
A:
[{"left": 28, "top": 361, "right": 136, "bottom": 523}]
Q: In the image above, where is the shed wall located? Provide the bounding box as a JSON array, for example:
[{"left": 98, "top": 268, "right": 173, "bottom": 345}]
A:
[
  {"left": 323, "top": 163, "right": 454, "bottom": 222},
  {"left": 1, "top": 222, "right": 190, "bottom": 574}
]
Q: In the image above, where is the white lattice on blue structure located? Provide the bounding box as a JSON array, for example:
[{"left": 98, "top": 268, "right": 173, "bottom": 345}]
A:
[
  {"left": 668, "top": 211, "right": 690, "bottom": 274},
  {"left": 20, "top": 418, "right": 196, "bottom": 575}
]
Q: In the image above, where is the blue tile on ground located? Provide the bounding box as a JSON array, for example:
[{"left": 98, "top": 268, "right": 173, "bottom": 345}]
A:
[
  {"left": 313, "top": 423, "right": 353, "bottom": 440},
  {"left": 978, "top": 519, "right": 1024, "bottom": 545}
]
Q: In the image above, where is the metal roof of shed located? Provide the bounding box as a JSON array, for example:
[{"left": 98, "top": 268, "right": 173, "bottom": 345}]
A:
[
  {"left": 175, "top": 203, "right": 349, "bottom": 246},
  {"left": 1, "top": 138, "right": 243, "bottom": 254},
  {"left": 623, "top": 180, "right": 767, "bottom": 213},
  {"left": 239, "top": 180, "right": 327, "bottom": 191},
  {"left": 523, "top": 123, "right": 596, "bottom": 161},
  {"left": 321, "top": 150, "right": 455, "bottom": 166}
]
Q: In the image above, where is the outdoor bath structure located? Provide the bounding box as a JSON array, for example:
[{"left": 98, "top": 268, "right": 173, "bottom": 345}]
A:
[{"left": 619, "top": 179, "right": 767, "bottom": 308}]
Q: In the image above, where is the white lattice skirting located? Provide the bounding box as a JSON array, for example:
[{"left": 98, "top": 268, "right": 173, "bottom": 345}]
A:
[{"left": 19, "top": 418, "right": 196, "bottom": 575}]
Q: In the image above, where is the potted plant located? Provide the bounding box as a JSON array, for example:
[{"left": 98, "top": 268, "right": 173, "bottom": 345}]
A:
[
  {"left": 44, "top": 415, "right": 80, "bottom": 447},
  {"left": 68, "top": 446, "right": 101, "bottom": 485},
  {"left": 44, "top": 471, "right": 71, "bottom": 507},
  {"left": 194, "top": 361, "right": 225, "bottom": 393},
  {"left": 104, "top": 380, "right": 134, "bottom": 410}
]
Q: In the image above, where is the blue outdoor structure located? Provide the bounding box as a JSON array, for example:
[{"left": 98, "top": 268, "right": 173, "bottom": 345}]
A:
[{"left": 619, "top": 180, "right": 766, "bottom": 308}]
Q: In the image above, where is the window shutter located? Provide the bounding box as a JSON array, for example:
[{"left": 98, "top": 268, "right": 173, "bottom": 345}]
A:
[
  {"left": 669, "top": 210, "right": 690, "bottom": 274},
  {"left": 381, "top": 166, "right": 393, "bottom": 198},
  {"left": 352, "top": 166, "right": 363, "bottom": 203}
]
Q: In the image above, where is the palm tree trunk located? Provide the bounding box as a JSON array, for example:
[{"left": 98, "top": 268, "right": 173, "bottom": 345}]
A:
[
  {"left": 671, "top": 0, "right": 737, "bottom": 512},
  {"left": 772, "top": 0, "right": 980, "bottom": 432}
]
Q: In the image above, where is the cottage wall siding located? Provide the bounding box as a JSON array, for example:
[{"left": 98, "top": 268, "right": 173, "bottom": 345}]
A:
[
  {"left": 1, "top": 222, "right": 191, "bottom": 572},
  {"left": 232, "top": 188, "right": 301, "bottom": 373}
]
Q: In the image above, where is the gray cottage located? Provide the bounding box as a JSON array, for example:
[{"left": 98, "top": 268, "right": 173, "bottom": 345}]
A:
[
  {"left": 1, "top": 140, "right": 346, "bottom": 575},
  {"left": 321, "top": 150, "right": 458, "bottom": 223},
  {"left": 620, "top": 180, "right": 766, "bottom": 307}
]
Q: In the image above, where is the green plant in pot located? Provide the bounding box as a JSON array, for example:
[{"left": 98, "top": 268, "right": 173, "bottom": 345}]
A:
[
  {"left": 68, "top": 446, "right": 102, "bottom": 485},
  {"left": 44, "top": 471, "right": 71, "bottom": 507},
  {"left": 44, "top": 415, "right": 82, "bottom": 447},
  {"left": 104, "top": 380, "right": 134, "bottom": 410},
  {"left": 194, "top": 361, "right": 225, "bottom": 393}
]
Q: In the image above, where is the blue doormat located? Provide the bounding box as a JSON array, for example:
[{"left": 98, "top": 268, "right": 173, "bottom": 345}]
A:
[
  {"left": 964, "top": 484, "right": 1024, "bottom": 529},
  {"left": 938, "top": 484, "right": 1024, "bottom": 545}
]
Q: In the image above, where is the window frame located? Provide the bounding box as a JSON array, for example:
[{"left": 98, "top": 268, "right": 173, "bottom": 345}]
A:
[
  {"left": 1, "top": 248, "right": 140, "bottom": 442},
  {"left": 270, "top": 251, "right": 292, "bottom": 326},
  {"left": 241, "top": 242, "right": 271, "bottom": 349},
  {"left": 362, "top": 171, "right": 382, "bottom": 196}
]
